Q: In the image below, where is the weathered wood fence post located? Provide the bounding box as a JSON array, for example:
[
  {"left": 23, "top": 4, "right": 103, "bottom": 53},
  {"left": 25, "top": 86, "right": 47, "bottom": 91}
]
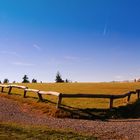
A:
[
  {"left": 127, "top": 92, "right": 131, "bottom": 102},
  {"left": 23, "top": 90, "right": 27, "bottom": 98},
  {"left": 1, "top": 87, "right": 4, "bottom": 92},
  {"left": 8, "top": 86, "right": 12, "bottom": 95},
  {"left": 37, "top": 93, "right": 43, "bottom": 101},
  {"left": 136, "top": 89, "right": 140, "bottom": 99},
  {"left": 110, "top": 97, "right": 114, "bottom": 109},
  {"left": 57, "top": 93, "right": 62, "bottom": 108}
]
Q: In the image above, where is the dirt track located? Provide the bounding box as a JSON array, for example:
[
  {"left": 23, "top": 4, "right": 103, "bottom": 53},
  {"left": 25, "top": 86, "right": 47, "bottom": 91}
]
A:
[{"left": 0, "top": 96, "right": 140, "bottom": 140}]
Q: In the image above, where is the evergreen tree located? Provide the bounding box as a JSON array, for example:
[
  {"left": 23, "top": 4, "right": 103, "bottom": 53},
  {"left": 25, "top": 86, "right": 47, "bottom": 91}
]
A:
[
  {"left": 22, "top": 75, "right": 30, "bottom": 83},
  {"left": 32, "top": 79, "right": 37, "bottom": 83},
  {"left": 65, "top": 79, "right": 69, "bottom": 83},
  {"left": 3, "top": 79, "right": 9, "bottom": 84},
  {"left": 55, "top": 72, "right": 64, "bottom": 83}
]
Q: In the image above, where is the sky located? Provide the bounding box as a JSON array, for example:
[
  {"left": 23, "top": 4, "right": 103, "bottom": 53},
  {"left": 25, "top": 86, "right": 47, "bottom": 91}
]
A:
[{"left": 0, "top": 0, "right": 140, "bottom": 82}]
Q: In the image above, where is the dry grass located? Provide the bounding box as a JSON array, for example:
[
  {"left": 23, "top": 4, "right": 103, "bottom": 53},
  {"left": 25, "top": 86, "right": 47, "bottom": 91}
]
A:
[
  {"left": 5, "top": 82, "right": 139, "bottom": 108},
  {"left": 1, "top": 82, "right": 140, "bottom": 119}
]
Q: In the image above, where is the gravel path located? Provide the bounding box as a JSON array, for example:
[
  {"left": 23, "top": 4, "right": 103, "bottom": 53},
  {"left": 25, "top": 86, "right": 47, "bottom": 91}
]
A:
[{"left": 0, "top": 96, "right": 140, "bottom": 140}]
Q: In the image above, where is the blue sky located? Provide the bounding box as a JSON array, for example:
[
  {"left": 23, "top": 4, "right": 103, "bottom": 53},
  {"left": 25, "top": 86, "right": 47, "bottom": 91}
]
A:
[{"left": 0, "top": 0, "right": 140, "bottom": 82}]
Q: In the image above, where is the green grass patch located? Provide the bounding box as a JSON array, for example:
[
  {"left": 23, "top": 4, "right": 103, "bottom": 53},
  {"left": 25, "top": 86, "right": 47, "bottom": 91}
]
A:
[{"left": 0, "top": 123, "right": 97, "bottom": 140}]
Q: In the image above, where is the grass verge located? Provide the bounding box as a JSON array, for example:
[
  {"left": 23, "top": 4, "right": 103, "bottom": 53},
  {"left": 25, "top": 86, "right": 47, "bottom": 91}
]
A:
[{"left": 0, "top": 123, "right": 97, "bottom": 140}]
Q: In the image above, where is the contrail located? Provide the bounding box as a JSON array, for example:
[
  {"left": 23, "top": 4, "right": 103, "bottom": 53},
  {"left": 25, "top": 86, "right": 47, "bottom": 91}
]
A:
[{"left": 103, "top": 24, "right": 107, "bottom": 36}]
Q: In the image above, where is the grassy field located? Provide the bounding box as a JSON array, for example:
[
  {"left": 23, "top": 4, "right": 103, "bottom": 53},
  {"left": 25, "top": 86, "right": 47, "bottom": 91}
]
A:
[
  {"left": 0, "top": 123, "right": 96, "bottom": 140},
  {"left": 1, "top": 82, "right": 140, "bottom": 119},
  {"left": 4, "top": 82, "right": 140, "bottom": 109}
]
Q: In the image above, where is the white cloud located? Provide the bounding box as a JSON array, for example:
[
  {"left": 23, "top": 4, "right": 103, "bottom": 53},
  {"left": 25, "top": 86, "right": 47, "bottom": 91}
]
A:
[
  {"left": 12, "top": 62, "right": 35, "bottom": 66},
  {"left": 33, "top": 44, "right": 41, "bottom": 50}
]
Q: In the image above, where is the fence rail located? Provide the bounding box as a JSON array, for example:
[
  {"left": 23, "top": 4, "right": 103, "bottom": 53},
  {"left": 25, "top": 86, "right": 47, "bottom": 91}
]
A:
[{"left": 0, "top": 84, "right": 140, "bottom": 109}]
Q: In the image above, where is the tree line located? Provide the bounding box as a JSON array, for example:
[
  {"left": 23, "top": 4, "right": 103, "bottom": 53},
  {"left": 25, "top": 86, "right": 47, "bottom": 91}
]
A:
[{"left": 0, "top": 71, "right": 70, "bottom": 84}]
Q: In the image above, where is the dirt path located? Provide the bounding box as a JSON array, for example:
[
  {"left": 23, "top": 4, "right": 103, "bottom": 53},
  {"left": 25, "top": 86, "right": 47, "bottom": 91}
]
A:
[{"left": 0, "top": 96, "right": 140, "bottom": 140}]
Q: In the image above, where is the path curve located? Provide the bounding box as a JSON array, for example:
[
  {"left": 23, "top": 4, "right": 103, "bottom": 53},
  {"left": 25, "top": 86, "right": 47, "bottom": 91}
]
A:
[{"left": 0, "top": 96, "right": 140, "bottom": 140}]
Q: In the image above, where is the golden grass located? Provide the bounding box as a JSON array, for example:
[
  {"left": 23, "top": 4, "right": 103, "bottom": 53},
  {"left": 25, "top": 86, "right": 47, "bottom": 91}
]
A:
[{"left": 2, "top": 82, "right": 139, "bottom": 109}]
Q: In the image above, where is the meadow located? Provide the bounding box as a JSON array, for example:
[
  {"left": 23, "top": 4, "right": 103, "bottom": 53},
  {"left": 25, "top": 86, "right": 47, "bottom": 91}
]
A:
[
  {"left": 2, "top": 82, "right": 140, "bottom": 119},
  {"left": 3, "top": 82, "right": 140, "bottom": 108}
]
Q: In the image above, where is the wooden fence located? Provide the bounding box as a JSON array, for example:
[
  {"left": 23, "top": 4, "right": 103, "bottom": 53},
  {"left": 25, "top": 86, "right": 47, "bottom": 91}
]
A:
[{"left": 0, "top": 84, "right": 140, "bottom": 109}]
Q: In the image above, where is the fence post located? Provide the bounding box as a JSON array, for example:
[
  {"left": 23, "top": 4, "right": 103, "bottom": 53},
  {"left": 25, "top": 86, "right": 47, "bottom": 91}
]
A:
[
  {"left": 127, "top": 92, "right": 131, "bottom": 102},
  {"left": 37, "top": 93, "right": 43, "bottom": 101},
  {"left": 23, "top": 90, "right": 27, "bottom": 98},
  {"left": 136, "top": 90, "right": 140, "bottom": 99},
  {"left": 1, "top": 87, "right": 4, "bottom": 92},
  {"left": 57, "top": 93, "right": 62, "bottom": 108},
  {"left": 110, "top": 97, "right": 114, "bottom": 109},
  {"left": 8, "top": 87, "right": 12, "bottom": 95}
]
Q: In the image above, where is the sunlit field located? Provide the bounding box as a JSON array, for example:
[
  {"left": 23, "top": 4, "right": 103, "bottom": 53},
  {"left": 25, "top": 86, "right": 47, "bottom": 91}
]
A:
[{"left": 2, "top": 82, "right": 140, "bottom": 109}]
